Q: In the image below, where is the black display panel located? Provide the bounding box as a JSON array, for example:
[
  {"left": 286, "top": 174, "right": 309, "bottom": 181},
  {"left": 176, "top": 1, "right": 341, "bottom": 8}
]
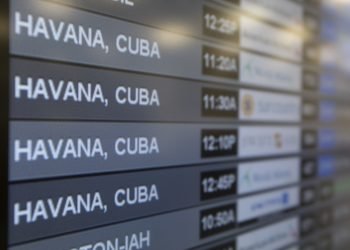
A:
[{"left": 5, "top": 0, "right": 350, "bottom": 249}]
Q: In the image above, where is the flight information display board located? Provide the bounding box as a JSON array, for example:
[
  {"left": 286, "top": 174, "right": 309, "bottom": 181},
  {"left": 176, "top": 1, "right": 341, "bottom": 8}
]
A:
[{"left": 5, "top": 0, "right": 350, "bottom": 249}]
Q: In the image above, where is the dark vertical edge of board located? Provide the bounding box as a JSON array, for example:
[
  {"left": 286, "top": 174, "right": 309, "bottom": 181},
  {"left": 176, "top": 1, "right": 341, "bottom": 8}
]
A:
[{"left": 1, "top": 0, "right": 10, "bottom": 248}]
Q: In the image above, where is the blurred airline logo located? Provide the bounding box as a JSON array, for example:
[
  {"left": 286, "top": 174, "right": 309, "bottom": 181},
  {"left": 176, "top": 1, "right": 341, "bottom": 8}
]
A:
[
  {"left": 274, "top": 132, "right": 283, "bottom": 149},
  {"left": 241, "top": 93, "right": 255, "bottom": 117}
]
